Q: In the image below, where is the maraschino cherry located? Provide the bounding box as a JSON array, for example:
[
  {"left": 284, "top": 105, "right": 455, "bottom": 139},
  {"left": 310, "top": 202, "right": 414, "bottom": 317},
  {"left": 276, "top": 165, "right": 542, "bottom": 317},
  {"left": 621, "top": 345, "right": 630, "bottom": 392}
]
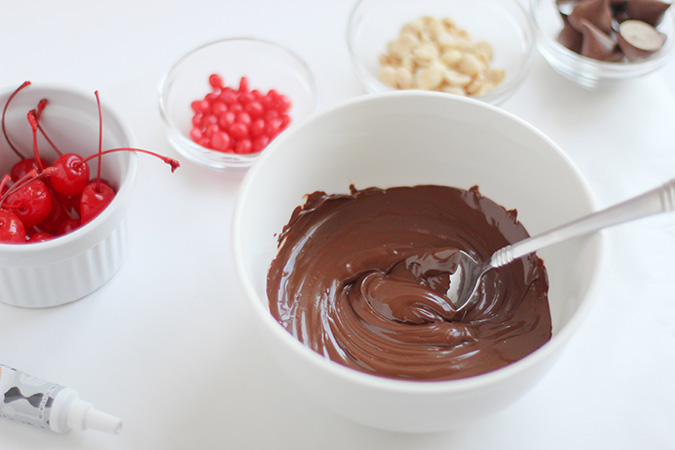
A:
[{"left": 1, "top": 81, "right": 180, "bottom": 244}]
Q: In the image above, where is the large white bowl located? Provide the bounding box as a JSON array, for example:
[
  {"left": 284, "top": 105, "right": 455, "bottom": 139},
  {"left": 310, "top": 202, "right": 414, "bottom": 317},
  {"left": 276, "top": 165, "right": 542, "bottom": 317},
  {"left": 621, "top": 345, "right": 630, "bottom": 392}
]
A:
[
  {"left": 232, "top": 91, "right": 605, "bottom": 432},
  {"left": 0, "top": 84, "right": 137, "bottom": 308}
]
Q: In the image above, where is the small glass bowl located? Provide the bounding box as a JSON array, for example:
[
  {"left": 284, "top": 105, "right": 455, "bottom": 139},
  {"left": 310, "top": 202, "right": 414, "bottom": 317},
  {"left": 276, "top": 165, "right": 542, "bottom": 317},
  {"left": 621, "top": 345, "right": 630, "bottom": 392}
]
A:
[
  {"left": 159, "top": 38, "right": 319, "bottom": 170},
  {"left": 346, "top": 0, "right": 535, "bottom": 105},
  {"left": 530, "top": 0, "right": 675, "bottom": 89}
]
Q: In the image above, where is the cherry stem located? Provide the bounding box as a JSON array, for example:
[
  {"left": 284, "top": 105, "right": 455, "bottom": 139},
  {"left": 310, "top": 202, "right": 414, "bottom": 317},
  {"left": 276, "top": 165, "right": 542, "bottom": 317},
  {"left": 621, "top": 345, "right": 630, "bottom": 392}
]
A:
[
  {"left": 36, "top": 122, "right": 63, "bottom": 156},
  {"left": 95, "top": 91, "right": 103, "bottom": 190},
  {"left": 26, "top": 111, "right": 45, "bottom": 172},
  {"left": 2, "top": 81, "right": 31, "bottom": 160},
  {"left": 34, "top": 98, "right": 63, "bottom": 157},
  {"left": 36, "top": 99, "right": 47, "bottom": 120},
  {"left": 0, "top": 174, "right": 10, "bottom": 194},
  {"left": 81, "top": 148, "right": 181, "bottom": 173}
]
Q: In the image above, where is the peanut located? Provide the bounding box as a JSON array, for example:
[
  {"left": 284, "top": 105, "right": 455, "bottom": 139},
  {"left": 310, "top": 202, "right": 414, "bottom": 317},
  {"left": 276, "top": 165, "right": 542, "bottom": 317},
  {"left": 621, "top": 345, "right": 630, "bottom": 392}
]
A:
[{"left": 377, "top": 15, "right": 505, "bottom": 98}]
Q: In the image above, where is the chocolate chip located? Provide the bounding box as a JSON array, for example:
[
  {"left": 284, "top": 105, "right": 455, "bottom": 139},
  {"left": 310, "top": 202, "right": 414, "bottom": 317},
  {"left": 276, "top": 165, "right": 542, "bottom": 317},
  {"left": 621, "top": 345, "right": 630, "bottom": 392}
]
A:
[
  {"left": 558, "top": 12, "right": 584, "bottom": 52},
  {"left": 625, "top": 0, "right": 671, "bottom": 27},
  {"left": 617, "top": 19, "right": 668, "bottom": 60},
  {"left": 569, "top": 0, "right": 614, "bottom": 34},
  {"left": 579, "top": 19, "right": 624, "bottom": 61}
]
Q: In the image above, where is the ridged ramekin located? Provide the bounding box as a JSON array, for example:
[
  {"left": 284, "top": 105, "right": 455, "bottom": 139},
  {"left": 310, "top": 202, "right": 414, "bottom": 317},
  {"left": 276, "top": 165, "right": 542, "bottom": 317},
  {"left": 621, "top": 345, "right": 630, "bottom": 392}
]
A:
[{"left": 0, "top": 84, "right": 137, "bottom": 308}]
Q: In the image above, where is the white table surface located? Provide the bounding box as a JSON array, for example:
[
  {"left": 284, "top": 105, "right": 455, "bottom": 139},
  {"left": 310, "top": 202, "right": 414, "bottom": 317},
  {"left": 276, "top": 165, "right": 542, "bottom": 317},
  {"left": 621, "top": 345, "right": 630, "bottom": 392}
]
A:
[{"left": 1, "top": 1, "right": 674, "bottom": 449}]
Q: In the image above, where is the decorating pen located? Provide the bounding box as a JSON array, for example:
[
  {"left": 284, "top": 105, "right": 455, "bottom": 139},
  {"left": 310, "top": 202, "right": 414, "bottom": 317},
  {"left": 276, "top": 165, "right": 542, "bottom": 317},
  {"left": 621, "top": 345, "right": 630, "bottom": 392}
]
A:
[{"left": 0, "top": 364, "right": 122, "bottom": 434}]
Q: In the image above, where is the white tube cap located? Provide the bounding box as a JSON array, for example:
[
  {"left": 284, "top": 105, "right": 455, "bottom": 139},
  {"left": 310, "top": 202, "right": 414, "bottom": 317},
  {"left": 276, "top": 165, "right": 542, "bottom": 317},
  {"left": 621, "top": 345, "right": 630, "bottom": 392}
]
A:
[
  {"left": 84, "top": 407, "right": 124, "bottom": 434},
  {"left": 69, "top": 398, "right": 123, "bottom": 434}
]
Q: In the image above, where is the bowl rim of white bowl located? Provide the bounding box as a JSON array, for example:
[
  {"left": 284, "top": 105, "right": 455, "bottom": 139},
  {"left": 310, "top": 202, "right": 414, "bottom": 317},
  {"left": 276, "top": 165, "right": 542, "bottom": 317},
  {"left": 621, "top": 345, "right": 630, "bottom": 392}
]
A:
[
  {"left": 346, "top": 0, "right": 536, "bottom": 105},
  {"left": 0, "top": 82, "right": 138, "bottom": 254},
  {"left": 233, "top": 90, "right": 607, "bottom": 394},
  {"left": 158, "top": 36, "right": 320, "bottom": 169}
]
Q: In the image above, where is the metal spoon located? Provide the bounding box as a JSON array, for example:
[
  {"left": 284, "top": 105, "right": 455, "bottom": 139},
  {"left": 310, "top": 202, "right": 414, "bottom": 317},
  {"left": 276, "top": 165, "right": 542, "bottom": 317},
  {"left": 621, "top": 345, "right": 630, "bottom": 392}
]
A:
[{"left": 448, "top": 177, "right": 675, "bottom": 311}]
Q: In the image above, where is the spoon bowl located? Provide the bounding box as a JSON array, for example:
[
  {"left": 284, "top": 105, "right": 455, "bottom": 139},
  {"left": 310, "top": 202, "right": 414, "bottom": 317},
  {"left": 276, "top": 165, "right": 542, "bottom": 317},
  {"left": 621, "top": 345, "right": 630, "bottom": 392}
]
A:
[{"left": 448, "top": 177, "right": 675, "bottom": 310}]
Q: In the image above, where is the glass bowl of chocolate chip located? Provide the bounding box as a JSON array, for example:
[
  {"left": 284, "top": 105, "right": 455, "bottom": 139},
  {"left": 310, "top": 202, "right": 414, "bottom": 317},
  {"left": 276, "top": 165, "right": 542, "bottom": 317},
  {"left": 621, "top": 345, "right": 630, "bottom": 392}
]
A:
[
  {"left": 531, "top": 0, "right": 675, "bottom": 88},
  {"left": 347, "top": 0, "right": 535, "bottom": 105}
]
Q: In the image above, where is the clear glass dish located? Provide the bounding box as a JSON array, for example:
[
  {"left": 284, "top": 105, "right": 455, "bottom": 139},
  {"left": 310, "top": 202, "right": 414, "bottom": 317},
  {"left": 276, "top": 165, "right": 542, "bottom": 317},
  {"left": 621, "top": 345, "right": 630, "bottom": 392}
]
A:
[
  {"left": 159, "top": 38, "right": 319, "bottom": 170},
  {"left": 530, "top": 0, "right": 675, "bottom": 89},
  {"left": 347, "top": 0, "right": 535, "bottom": 105}
]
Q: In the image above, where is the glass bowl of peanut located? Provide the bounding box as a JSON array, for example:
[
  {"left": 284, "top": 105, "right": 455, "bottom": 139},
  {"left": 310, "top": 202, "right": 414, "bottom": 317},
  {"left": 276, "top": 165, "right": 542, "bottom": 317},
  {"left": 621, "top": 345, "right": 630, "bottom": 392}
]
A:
[{"left": 347, "top": 0, "right": 535, "bottom": 105}]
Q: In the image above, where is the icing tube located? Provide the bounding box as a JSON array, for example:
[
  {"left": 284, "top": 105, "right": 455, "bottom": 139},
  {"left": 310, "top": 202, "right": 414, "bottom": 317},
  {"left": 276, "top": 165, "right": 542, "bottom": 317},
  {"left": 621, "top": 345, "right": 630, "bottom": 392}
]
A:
[{"left": 0, "top": 364, "right": 122, "bottom": 434}]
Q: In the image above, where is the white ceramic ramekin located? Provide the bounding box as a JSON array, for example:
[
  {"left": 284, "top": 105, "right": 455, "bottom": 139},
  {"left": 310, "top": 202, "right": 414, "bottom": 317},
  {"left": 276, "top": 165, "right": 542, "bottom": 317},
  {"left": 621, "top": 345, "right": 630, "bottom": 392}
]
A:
[{"left": 0, "top": 84, "right": 137, "bottom": 308}]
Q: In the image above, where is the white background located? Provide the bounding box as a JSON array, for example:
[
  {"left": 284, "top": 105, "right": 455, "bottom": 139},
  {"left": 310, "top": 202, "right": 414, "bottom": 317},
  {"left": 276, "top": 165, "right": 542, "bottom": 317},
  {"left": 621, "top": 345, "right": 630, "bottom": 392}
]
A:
[{"left": 1, "top": 0, "right": 674, "bottom": 449}]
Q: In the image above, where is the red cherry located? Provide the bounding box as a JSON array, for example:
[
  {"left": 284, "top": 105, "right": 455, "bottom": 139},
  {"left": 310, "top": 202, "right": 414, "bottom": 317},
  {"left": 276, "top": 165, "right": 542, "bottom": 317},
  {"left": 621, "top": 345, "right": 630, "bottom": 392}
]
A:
[
  {"left": 36, "top": 194, "right": 73, "bottom": 235},
  {"left": 10, "top": 158, "right": 51, "bottom": 182},
  {"left": 60, "top": 192, "right": 82, "bottom": 216},
  {"left": 51, "top": 153, "right": 90, "bottom": 196},
  {"left": 80, "top": 182, "right": 115, "bottom": 224},
  {"left": 0, "top": 209, "right": 27, "bottom": 244},
  {"left": 3, "top": 179, "right": 53, "bottom": 228},
  {"left": 28, "top": 232, "right": 54, "bottom": 243},
  {"left": 57, "top": 217, "right": 81, "bottom": 235}
]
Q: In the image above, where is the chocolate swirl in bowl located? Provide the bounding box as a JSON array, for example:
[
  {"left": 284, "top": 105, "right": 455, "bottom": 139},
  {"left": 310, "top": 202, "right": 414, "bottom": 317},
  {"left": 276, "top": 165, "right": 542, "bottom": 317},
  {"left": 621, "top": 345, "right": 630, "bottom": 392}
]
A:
[{"left": 266, "top": 185, "right": 552, "bottom": 381}]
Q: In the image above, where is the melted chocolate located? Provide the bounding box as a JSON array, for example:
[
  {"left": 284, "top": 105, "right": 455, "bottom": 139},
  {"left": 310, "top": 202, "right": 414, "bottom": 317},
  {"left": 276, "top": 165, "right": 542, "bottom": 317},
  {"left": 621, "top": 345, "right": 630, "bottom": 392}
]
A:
[{"left": 266, "top": 186, "right": 552, "bottom": 381}]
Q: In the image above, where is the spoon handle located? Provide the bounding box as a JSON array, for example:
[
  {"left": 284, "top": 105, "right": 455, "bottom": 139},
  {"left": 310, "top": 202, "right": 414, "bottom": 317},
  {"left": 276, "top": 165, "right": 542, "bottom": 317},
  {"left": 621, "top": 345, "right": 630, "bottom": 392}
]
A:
[{"left": 489, "top": 177, "right": 675, "bottom": 268}]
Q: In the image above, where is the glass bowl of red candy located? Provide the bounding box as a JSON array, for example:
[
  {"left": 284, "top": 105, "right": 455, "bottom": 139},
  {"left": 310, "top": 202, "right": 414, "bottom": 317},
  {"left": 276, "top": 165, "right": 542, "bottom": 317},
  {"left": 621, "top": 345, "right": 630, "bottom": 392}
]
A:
[
  {"left": 0, "top": 82, "right": 138, "bottom": 308},
  {"left": 159, "top": 38, "right": 319, "bottom": 170}
]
